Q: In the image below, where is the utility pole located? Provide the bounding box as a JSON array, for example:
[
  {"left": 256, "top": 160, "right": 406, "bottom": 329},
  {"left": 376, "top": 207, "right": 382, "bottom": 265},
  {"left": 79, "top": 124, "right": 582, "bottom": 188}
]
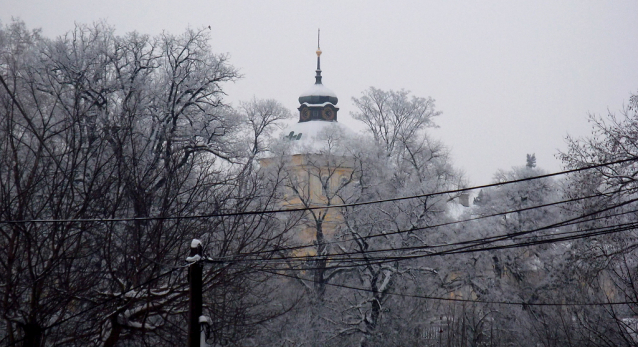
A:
[
  {"left": 187, "top": 239, "right": 203, "bottom": 347},
  {"left": 23, "top": 322, "right": 42, "bottom": 347}
]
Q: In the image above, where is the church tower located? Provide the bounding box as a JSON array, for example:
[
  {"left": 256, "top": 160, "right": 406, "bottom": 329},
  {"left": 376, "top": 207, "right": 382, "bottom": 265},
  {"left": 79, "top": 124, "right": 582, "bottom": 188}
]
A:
[
  {"left": 261, "top": 32, "right": 355, "bottom": 248},
  {"left": 296, "top": 31, "right": 339, "bottom": 123}
]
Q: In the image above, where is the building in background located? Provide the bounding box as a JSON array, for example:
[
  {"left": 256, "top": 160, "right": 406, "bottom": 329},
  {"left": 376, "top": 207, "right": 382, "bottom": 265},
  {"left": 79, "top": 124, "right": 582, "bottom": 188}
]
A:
[{"left": 260, "top": 43, "right": 355, "bottom": 250}]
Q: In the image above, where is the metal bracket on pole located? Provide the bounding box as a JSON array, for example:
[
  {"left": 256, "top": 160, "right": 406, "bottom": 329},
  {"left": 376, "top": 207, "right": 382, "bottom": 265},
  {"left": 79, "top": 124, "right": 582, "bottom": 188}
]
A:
[{"left": 199, "top": 315, "right": 212, "bottom": 347}]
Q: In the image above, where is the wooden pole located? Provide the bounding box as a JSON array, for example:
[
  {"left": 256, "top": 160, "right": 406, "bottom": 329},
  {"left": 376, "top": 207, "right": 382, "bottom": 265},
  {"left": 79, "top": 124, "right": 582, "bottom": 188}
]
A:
[{"left": 187, "top": 239, "right": 203, "bottom": 347}]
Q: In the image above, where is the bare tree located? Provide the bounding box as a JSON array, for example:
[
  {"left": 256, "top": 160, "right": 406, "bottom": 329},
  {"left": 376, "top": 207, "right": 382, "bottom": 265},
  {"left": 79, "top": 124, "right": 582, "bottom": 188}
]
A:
[
  {"left": 556, "top": 92, "right": 638, "bottom": 346},
  {"left": 351, "top": 87, "right": 439, "bottom": 157},
  {"left": 0, "top": 20, "right": 294, "bottom": 346},
  {"left": 0, "top": 20, "right": 114, "bottom": 346},
  {"left": 240, "top": 97, "right": 292, "bottom": 157}
]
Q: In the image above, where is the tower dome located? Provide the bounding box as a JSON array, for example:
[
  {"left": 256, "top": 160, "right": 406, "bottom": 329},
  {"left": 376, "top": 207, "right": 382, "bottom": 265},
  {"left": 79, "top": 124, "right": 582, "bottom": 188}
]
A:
[
  {"left": 298, "top": 83, "right": 338, "bottom": 105},
  {"left": 281, "top": 30, "right": 355, "bottom": 154}
]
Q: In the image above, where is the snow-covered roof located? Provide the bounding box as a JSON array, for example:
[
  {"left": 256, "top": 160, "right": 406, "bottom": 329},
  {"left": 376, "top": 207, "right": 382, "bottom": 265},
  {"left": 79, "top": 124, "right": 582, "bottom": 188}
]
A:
[
  {"left": 284, "top": 120, "right": 347, "bottom": 139},
  {"left": 299, "top": 83, "right": 337, "bottom": 98},
  {"left": 276, "top": 120, "right": 357, "bottom": 155},
  {"left": 300, "top": 102, "right": 339, "bottom": 108}
]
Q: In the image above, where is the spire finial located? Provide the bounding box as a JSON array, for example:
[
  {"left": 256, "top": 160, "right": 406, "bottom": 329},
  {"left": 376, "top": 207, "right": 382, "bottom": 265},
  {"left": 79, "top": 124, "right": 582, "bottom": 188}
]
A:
[
  {"left": 315, "top": 28, "right": 322, "bottom": 84},
  {"left": 316, "top": 28, "right": 322, "bottom": 57}
]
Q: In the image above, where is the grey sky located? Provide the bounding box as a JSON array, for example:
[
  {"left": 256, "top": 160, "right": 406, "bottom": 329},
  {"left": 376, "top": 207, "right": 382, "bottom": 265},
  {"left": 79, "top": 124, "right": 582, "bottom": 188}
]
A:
[{"left": 2, "top": 0, "right": 637, "bottom": 185}]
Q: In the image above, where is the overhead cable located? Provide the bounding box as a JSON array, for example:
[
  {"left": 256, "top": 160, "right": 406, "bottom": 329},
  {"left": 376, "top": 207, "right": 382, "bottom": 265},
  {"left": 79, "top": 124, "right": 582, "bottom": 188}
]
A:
[{"left": 2, "top": 156, "right": 637, "bottom": 225}]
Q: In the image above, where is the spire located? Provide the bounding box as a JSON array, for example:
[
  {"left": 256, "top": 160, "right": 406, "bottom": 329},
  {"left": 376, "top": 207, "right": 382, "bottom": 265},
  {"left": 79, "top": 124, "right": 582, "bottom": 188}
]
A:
[
  {"left": 298, "top": 29, "right": 338, "bottom": 109},
  {"left": 315, "top": 28, "right": 322, "bottom": 84}
]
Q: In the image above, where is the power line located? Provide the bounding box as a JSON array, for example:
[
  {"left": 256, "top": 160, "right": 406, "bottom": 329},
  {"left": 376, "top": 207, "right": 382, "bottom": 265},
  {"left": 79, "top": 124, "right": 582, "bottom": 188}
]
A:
[
  {"left": 203, "top": 217, "right": 636, "bottom": 270},
  {"left": 203, "top": 218, "right": 638, "bottom": 271},
  {"left": 203, "top": 187, "right": 635, "bottom": 258},
  {"left": 2, "top": 156, "right": 637, "bottom": 225},
  {"left": 267, "top": 269, "right": 638, "bottom": 307},
  {"left": 2, "top": 153, "right": 637, "bottom": 343},
  {"left": 199, "top": 196, "right": 638, "bottom": 267},
  {"left": 435, "top": 196, "right": 638, "bottom": 258},
  {"left": 4, "top": 210, "right": 636, "bottom": 345}
]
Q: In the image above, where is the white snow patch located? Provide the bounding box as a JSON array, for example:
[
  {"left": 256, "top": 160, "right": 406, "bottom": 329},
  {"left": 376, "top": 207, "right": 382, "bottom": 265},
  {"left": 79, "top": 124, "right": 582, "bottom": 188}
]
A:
[
  {"left": 378, "top": 269, "right": 394, "bottom": 293},
  {"left": 124, "top": 290, "right": 139, "bottom": 298},
  {"left": 150, "top": 288, "right": 170, "bottom": 296},
  {"left": 446, "top": 201, "right": 467, "bottom": 219},
  {"left": 526, "top": 255, "right": 543, "bottom": 271},
  {"left": 186, "top": 254, "right": 201, "bottom": 263},
  {"left": 300, "top": 102, "right": 336, "bottom": 108}
]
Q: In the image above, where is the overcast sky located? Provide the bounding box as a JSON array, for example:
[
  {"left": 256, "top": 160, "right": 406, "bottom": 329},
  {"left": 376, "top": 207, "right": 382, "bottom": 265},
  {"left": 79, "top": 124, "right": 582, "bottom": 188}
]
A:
[{"left": 2, "top": 1, "right": 638, "bottom": 185}]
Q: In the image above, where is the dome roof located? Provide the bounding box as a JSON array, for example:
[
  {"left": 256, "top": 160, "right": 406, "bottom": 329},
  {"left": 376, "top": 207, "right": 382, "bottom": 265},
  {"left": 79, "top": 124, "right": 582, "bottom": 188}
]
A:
[{"left": 298, "top": 83, "right": 339, "bottom": 105}]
